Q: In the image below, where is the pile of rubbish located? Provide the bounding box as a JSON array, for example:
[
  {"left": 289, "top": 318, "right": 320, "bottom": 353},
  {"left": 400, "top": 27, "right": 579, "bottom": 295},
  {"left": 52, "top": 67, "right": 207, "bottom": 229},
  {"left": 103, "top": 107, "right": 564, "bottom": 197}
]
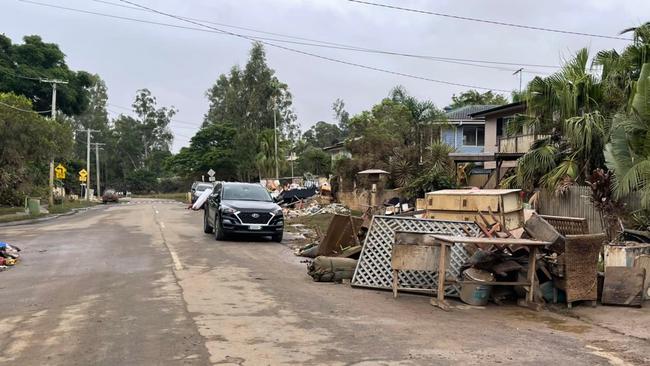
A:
[
  {"left": 284, "top": 201, "right": 350, "bottom": 218},
  {"left": 295, "top": 188, "right": 650, "bottom": 311},
  {"left": 0, "top": 242, "right": 21, "bottom": 271},
  {"left": 295, "top": 213, "right": 367, "bottom": 282}
]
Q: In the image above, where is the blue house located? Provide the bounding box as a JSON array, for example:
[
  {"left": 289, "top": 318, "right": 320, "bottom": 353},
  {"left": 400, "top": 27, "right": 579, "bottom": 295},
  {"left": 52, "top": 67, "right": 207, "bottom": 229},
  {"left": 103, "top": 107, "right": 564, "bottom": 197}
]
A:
[{"left": 439, "top": 105, "right": 500, "bottom": 153}]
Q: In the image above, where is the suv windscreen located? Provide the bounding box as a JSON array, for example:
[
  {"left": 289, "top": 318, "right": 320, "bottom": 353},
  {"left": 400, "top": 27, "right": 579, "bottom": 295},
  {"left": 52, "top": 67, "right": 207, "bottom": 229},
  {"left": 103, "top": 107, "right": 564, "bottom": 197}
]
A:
[
  {"left": 222, "top": 184, "right": 271, "bottom": 202},
  {"left": 195, "top": 184, "right": 212, "bottom": 192}
]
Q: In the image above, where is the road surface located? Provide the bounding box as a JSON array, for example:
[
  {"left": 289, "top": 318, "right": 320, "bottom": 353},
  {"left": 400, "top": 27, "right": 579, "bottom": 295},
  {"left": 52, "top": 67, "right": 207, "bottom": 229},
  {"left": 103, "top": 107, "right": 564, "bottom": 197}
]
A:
[{"left": 0, "top": 199, "right": 648, "bottom": 365}]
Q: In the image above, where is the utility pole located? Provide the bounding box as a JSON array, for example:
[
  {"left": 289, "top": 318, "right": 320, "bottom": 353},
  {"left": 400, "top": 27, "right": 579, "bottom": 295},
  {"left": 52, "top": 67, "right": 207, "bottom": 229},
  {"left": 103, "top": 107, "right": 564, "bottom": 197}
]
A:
[
  {"left": 513, "top": 68, "right": 524, "bottom": 95},
  {"left": 41, "top": 78, "right": 68, "bottom": 206},
  {"left": 77, "top": 129, "right": 99, "bottom": 200},
  {"left": 91, "top": 143, "right": 106, "bottom": 197},
  {"left": 273, "top": 96, "right": 279, "bottom": 180}
]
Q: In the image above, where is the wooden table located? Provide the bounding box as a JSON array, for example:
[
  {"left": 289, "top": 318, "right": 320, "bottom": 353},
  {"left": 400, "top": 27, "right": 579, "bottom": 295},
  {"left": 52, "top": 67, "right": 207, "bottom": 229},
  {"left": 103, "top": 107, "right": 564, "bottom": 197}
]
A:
[{"left": 392, "top": 233, "right": 550, "bottom": 311}]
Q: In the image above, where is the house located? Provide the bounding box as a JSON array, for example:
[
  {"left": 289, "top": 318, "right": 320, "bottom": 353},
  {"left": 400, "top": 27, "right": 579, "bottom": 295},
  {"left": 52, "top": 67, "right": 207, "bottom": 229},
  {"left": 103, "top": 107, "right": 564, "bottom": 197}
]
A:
[
  {"left": 440, "top": 104, "right": 500, "bottom": 154},
  {"left": 441, "top": 102, "right": 543, "bottom": 187},
  {"left": 322, "top": 141, "right": 351, "bottom": 165}
]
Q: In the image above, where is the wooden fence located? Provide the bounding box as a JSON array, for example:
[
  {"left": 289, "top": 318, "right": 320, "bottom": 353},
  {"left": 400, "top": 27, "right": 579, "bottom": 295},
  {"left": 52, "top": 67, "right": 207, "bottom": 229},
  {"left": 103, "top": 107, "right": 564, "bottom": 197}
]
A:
[{"left": 537, "top": 186, "right": 641, "bottom": 234}]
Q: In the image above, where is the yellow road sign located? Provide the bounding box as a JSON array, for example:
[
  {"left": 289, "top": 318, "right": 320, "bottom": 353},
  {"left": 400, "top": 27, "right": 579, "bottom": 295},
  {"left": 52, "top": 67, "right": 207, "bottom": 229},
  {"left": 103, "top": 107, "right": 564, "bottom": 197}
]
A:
[
  {"left": 79, "top": 175, "right": 87, "bottom": 182},
  {"left": 79, "top": 169, "right": 88, "bottom": 177},
  {"left": 55, "top": 164, "right": 67, "bottom": 179}
]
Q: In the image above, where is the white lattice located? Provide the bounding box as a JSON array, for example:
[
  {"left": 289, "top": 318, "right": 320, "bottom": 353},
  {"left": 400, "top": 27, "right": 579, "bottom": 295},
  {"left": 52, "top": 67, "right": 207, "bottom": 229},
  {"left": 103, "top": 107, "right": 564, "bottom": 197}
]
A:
[{"left": 351, "top": 216, "right": 480, "bottom": 296}]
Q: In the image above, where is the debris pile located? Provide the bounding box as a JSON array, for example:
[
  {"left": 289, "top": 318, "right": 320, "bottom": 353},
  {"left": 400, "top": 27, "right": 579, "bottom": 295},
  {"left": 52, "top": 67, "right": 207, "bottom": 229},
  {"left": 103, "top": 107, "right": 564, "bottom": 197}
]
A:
[
  {"left": 0, "top": 242, "right": 21, "bottom": 271},
  {"left": 285, "top": 201, "right": 350, "bottom": 218},
  {"left": 291, "top": 188, "right": 647, "bottom": 311},
  {"left": 296, "top": 213, "right": 366, "bottom": 282}
]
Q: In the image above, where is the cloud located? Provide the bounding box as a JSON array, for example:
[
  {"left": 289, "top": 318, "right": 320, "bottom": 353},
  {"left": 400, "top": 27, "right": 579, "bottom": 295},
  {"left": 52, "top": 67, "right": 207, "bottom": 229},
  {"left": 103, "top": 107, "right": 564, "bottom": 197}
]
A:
[{"left": 3, "top": 0, "right": 648, "bottom": 152}]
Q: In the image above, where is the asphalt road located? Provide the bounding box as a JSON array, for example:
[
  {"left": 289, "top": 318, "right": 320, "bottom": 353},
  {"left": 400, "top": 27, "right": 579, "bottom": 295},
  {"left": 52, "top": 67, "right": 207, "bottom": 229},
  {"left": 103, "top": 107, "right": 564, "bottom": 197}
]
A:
[{"left": 0, "top": 199, "right": 648, "bottom": 365}]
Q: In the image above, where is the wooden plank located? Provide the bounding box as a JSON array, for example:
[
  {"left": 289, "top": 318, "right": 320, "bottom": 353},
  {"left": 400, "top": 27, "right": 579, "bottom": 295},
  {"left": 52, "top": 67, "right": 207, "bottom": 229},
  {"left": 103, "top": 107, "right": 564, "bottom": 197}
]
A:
[
  {"left": 633, "top": 255, "right": 650, "bottom": 300},
  {"left": 429, "top": 235, "right": 551, "bottom": 246},
  {"left": 601, "top": 266, "right": 645, "bottom": 306},
  {"left": 391, "top": 244, "right": 440, "bottom": 271}
]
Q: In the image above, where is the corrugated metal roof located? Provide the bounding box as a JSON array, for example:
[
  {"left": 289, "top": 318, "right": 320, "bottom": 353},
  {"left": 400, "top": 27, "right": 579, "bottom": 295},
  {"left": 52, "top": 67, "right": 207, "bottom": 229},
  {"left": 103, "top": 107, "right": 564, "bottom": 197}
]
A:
[{"left": 445, "top": 105, "right": 501, "bottom": 121}]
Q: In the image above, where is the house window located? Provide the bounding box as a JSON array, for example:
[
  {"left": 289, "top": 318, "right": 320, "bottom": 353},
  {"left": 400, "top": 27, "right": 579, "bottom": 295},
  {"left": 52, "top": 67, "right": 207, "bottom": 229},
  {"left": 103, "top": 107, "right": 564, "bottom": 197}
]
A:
[{"left": 463, "top": 126, "right": 484, "bottom": 146}]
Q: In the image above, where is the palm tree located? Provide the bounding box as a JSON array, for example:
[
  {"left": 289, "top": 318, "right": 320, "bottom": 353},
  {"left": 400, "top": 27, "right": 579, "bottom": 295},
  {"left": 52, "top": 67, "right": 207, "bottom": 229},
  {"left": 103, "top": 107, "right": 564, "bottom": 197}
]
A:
[
  {"left": 511, "top": 48, "right": 609, "bottom": 190},
  {"left": 389, "top": 86, "right": 446, "bottom": 162},
  {"left": 255, "top": 129, "right": 278, "bottom": 179},
  {"left": 605, "top": 62, "right": 650, "bottom": 209}
]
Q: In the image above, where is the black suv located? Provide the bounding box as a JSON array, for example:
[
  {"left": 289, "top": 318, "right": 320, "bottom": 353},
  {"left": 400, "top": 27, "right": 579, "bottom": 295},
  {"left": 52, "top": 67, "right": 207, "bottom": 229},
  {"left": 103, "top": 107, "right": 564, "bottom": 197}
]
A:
[{"left": 203, "top": 182, "right": 284, "bottom": 242}]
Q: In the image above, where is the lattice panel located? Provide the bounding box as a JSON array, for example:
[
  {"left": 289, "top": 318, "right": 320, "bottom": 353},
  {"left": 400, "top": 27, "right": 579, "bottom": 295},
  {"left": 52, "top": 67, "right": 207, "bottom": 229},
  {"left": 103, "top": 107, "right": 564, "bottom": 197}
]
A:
[{"left": 351, "top": 216, "right": 480, "bottom": 296}]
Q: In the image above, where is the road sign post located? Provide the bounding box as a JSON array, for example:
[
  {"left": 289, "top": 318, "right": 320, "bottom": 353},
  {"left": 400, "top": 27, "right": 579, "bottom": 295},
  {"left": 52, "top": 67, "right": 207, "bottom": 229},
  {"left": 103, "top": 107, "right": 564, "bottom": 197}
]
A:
[
  {"left": 55, "top": 164, "right": 67, "bottom": 179},
  {"left": 207, "top": 169, "right": 216, "bottom": 182}
]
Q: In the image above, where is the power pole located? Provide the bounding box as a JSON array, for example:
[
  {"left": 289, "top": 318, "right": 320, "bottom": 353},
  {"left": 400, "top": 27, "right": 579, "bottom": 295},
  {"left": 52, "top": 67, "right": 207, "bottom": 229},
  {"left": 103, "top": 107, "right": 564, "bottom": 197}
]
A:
[
  {"left": 273, "top": 97, "right": 279, "bottom": 180},
  {"left": 77, "top": 129, "right": 99, "bottom": 200},
  {"left": 91, "top": 143, "right": 106, "bottom": 197},
  {"left": 41, "top": 78, "right": 68, "bottom": 206},
  {"left": 513, "top": 68, "right": 524, "bottom": 95}
]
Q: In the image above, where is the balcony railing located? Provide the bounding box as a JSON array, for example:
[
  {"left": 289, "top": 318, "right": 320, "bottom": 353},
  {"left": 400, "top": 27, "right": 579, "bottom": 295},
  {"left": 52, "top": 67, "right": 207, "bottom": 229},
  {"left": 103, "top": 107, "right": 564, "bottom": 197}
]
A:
[{"left": 497, "top": 134, "right": 549, "bottom": 153}]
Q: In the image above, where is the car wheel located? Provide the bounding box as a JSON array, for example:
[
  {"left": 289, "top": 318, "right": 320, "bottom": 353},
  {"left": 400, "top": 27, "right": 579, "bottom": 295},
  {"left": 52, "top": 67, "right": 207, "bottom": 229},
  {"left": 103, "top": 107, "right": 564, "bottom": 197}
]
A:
[
  {"left": 203, "top": 210, "right": 214, "bottom": 234},
  {"left": 214, "top": 215, "right": 226, "bottom": 240},
  {"left": 272, "top": 232, "right": 283, "bottom": 243}
]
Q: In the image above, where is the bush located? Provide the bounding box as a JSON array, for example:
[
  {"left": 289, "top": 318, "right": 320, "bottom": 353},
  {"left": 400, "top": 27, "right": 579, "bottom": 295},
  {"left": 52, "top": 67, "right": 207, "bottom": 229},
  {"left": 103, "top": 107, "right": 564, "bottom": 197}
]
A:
[{"left": 402, "top": 168, "right": 455, "bottom": 199}]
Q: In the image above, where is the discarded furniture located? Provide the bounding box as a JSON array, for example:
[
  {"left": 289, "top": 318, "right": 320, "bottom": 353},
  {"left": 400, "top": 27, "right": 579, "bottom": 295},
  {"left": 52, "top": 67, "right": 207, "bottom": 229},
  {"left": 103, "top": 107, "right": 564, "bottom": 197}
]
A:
[
  {"left": 425, "top": 235, "right": 550, "bottom": 311},
  {"left": 391, "top": 232, "right": 449, "bottom": 298},
  {"left": 316, "top": 214, "right": 363, "bottom": 256},
  {"left": 539, "top": 214, "right": 589, "bottom": 235},
  {"left": 604, "top": 242, "right": 650, "bottom": 268},
  {"left": 634, "top": 255, "right": 650, "bottom": 300},
  {"left": 552, "top": 233, "right": 606, "bottom": 308},
  {"left": 524, "top": 212, "right": 564, "bottom": 252},
  {"left": 601, "top": 266, "right": 646, "bottom": 307},
  {"left": 352, "top": 216, "right": 480, "bottom": 296},
  {"left": 424, "top": 189, "right": 524, "bottom": 230}
]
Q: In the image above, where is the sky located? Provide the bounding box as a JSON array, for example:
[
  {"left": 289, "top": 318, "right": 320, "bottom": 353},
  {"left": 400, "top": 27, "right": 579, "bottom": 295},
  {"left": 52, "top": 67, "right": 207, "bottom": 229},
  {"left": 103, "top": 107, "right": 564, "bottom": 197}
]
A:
[{"left": 2, "top": 0, "right": 649, "bottom": 152}]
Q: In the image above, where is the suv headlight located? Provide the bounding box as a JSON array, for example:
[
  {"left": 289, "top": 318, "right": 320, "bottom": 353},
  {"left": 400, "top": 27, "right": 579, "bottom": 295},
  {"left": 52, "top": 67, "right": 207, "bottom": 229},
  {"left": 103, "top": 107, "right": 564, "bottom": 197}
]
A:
[
  {"left": 272, "top": 208, "right": 283, "bottom": 216},
  {"left": 222, "top": 206, "right": 237, "bottom": 214}
]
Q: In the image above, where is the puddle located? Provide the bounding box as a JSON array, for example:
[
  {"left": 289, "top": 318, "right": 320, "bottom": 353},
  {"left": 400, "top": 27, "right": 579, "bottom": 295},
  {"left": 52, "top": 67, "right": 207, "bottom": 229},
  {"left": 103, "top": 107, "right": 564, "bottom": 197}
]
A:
[{"left": 508, "top": 310, "right": 591, "bottom": 334}]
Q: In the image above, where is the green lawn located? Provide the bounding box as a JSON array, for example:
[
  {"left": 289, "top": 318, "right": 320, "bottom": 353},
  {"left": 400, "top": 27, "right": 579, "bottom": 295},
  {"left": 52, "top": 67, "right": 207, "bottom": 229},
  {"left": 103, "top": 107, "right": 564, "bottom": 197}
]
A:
[{"left": 0, "top": 206, "right": 24, "bottom": 215}]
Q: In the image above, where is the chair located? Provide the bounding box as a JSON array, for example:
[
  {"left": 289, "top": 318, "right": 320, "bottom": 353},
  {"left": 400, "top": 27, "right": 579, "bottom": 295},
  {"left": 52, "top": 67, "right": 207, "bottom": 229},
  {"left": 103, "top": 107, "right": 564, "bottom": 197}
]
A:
[
  {"left": 539, "top": 215, "right": 588, "bottom": 235},
  {"left": 553, "top": 233, "right": 607, "bottom": 308}
]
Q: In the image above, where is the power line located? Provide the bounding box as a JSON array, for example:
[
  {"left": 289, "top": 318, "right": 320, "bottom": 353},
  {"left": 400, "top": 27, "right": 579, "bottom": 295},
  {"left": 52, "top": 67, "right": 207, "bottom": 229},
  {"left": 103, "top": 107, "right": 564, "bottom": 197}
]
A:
[
  {"left": 0, "top": 68, "right": 44, "bottom": 81},
  {"left": 0, "top": 100, "right": 51, "bottom": 113},
  {"left": 347, "top": 0, "right": 632, "bottom": 41},
  {"left": 116, "top": 0, "right": 512, "bottom": 92},
  {"left": 18, "top": 0, "right": 515, "bottom": 91},
  {"left": 90, "top": 0, "right": 559, "bottom": 71},
  {"left": 22, "top": 0, "right": 557, "bottom": 74}
]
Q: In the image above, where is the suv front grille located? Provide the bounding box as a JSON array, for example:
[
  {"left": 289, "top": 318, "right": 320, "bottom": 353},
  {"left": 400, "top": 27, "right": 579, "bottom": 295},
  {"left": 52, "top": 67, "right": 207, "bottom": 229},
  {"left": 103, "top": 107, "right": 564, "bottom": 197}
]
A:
[{"left": 237, "top": 212, "right": 272, "bottom": 224}]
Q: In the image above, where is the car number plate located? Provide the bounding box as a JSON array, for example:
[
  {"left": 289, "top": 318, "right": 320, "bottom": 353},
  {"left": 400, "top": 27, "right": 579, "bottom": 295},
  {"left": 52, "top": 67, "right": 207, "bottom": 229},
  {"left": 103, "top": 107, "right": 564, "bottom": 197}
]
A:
[{"left": 249, "top": 225, "right": 262, "bottom": 230}]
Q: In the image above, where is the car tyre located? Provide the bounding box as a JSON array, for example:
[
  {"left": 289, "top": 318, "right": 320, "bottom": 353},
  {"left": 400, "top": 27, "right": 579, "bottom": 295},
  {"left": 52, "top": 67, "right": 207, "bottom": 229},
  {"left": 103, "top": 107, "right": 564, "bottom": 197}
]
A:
[
  {"left": 272, "top": 232, "right": 283, "bottom": 243},
  {"left": 214, "top": 216, "right": 226, "bottom": 240},
  {"left": 203, "top": 210, "right": 213, "bottom": 234}
]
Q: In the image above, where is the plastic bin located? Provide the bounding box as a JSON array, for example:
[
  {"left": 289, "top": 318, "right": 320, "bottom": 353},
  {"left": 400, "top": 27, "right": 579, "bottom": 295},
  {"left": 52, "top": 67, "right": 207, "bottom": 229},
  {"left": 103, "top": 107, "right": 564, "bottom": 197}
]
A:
[
  {"left": 460, "top": 268, "right": 494, "bottom": 306},
  {"left": 27, "top": 197, "right": 40, "bottom": 215}
]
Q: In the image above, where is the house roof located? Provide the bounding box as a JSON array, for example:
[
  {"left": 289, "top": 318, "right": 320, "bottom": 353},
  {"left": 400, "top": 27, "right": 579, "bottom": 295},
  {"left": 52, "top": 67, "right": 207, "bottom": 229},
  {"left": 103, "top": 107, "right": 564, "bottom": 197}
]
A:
[
  {"left": 445, "top": 105, "right": 501, "bottom": 121},
  {"left": 469, "top": 101, "right": 526, "bottom": 118}
]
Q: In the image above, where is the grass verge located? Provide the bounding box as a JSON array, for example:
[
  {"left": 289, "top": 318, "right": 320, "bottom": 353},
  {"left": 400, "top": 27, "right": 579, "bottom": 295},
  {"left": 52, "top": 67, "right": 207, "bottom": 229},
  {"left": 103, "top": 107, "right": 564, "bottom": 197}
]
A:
[{"left": 48, "top": 200, "right": 98, "bottom": 214}]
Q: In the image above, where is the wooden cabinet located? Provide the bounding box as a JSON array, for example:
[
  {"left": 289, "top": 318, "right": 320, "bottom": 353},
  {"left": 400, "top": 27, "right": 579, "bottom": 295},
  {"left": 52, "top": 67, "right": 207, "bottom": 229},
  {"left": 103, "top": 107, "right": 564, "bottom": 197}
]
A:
[{"left": 424, "top": 189, "right": 524, "bottom": 229}]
